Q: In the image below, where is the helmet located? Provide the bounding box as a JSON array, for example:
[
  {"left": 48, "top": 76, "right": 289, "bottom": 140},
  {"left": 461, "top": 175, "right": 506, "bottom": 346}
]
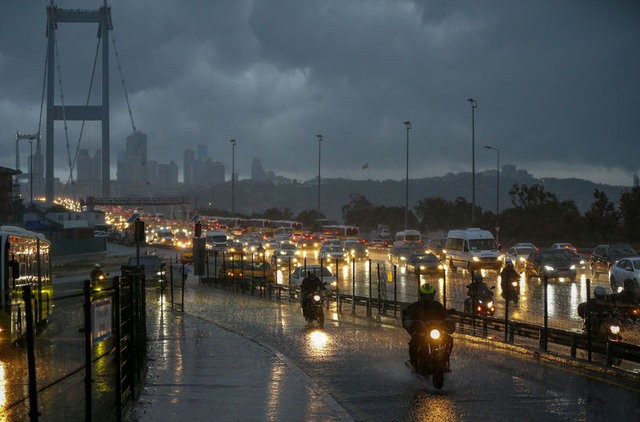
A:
[
  {"left": 594, "top": 285, "right": 606, "bottom": 300},
  {"left": 419, "top": 283, "right": 436, "bottom": 303},
  {"left": 94, "top": 263, "right": 101, "bottom": 269}
]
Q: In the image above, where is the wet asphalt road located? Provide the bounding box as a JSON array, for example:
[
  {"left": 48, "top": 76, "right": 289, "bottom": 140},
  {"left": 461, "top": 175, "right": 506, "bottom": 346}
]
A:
[{"left": 175, "top": 281, "right": 640, "bottom": 421}]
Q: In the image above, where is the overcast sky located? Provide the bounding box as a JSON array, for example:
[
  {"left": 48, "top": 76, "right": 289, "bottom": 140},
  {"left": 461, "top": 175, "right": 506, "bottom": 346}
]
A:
[{"left": 1, "top": 0, "right": 638, "bottom": 186}]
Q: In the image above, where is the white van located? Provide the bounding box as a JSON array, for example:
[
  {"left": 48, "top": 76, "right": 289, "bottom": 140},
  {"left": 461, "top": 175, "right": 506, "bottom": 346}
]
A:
[
  {"left": 445, "top": 228, "right": 502, "bottom": 272},
  {"left": 205, "top": 230, "right": 228, "bottom": 252}
]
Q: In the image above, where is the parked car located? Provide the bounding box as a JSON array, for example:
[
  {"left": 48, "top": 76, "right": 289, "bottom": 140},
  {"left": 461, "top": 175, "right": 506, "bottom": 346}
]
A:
[
  {"left": 590, "top": 243, "right": 637, "bottom": 278},
  {"left": 505, "top": 243, "right": 537, "bottom": 272},
  {"left": 609, "top": 256, "right": 640, "bottom": 292},
  {"left": 406, "top": 252, "right": 443, "bottom": 275},
  {"left": 288, "top": 265, "right": 337, "bottom": 291},
  {"left": 524, "top": 248, "right": 577, "bottom": 282}
]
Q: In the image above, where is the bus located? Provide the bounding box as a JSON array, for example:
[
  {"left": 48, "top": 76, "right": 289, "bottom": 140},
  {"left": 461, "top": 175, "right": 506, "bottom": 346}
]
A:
[
  {"left": 394, "top": 230, "right": 423, "bottom": 246},
  {"left": 321, "top": 225, "right": 360, "bottom": 240},
  {"left": 271, "top": 220, "right": 304, "bottom": 238},
  {"left": 1, "top": 226, "right": 53, "bottom": 343}
]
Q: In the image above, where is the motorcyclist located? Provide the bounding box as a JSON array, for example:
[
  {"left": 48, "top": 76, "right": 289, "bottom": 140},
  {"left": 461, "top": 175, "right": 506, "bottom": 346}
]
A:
[
  {"left": 577, "top": 285, "right": 616, "bottom": 319},
  {"left": 500, "top": 260, "right": 520, "bottom": 303},
  {"left": 300, "top": 269, "right": 325, "bottom": 312},
  {"left": 467, "top": 272, "right": 493, "bottom": 301},
  {"left": 90, "top": 263, "right": 106, "bottom": 281},
  {"left": 402, "top": 283, "right": 455, "bottom": 370}
]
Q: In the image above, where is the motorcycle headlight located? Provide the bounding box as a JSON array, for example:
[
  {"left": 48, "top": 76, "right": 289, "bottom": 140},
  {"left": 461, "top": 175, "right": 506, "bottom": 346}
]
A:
[
  {"left": 511, "top": 281, "right": 518, "bottom": 287},
  {"left": 313, "top": 294, "right": 321, "bottom": 302},
  {"left": 487, "top": 301, "right": 493, "bottom": 308},
  {"left": 610, "top": 325, "right": 621, "bottom": 335},
  {"left": 429, "top": 328, "right": 441, "bottom": 340}
]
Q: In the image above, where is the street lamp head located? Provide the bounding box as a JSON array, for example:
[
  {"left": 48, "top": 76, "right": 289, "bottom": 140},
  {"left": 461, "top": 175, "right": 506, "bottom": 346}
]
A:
[
  {"left": 468, "top": 98, "right": 477, "bottom": 107},
  {"left": 230, "top": 139, "right": 236, "bottom": 145},
  {"left": 316, "top": 134, "right": 323, "bottom": 141},
  {"left": 404, "top": 121, "right": 411, "bottom": 129}
]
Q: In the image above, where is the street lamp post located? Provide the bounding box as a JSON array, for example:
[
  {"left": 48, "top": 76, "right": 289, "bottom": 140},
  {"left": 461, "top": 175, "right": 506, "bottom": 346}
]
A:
[
  {"left": 484, "top": 145, "right": 500, "bottom": 245},
  {"left": 468, "top": 98, "right": 477, "bottom": 225},
  {"left": 230, "top": 139, "right": 236, "bottom": 213},
  {"left": 404, "top": 121, "right": 411, "bottom": 230},
  {"left": 316, "top": 134, "right": 322, "bottom": 218}
]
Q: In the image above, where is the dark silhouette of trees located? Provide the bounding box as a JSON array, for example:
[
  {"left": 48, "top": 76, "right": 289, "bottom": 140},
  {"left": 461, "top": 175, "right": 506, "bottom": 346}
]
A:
[
  {"left": 584, "top": 190, "right": 619, "bottom": 242},
  {"left": 619, "top": 186, "right": 640, "bottom": 243}
]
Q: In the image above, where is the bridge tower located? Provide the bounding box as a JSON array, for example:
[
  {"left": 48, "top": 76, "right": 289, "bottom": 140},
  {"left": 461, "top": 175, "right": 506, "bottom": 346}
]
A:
[{"left": 45, "top": 1, "right": 113, "bottom": 202}]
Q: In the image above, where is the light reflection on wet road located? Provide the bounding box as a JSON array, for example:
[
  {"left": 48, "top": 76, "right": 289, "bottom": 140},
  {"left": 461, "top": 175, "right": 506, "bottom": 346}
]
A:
[{"left": 179, "top": 282, "right": 640, "bottom": 421}]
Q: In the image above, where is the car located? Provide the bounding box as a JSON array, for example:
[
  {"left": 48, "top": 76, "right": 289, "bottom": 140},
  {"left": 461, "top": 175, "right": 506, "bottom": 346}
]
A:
[
  {"left": 319, "top": 244, "right": 348, "bottom": 264},
  {"left": 550, "top": 242, "right": 578, "bottom": 253},
  {"left": 590, "top": 243, "right": 638, "bottom": 279},
  {"left": 127, "top": 255, "right": 166, "bottom": 285},
  {"left": 609, "top": 256, "right": 640, "bottom": 292},
  {"left": 524, "top": 248, "right": 577, "bottom": 282},
  {"left": 406, "top": 252, "right": 443, "bottom": 275},
  {"left": 389, "top": 243, "right": 416, "bottom": 265},
  {"left": 243, "top": 260, "right": 276, "bottom": 284},
  {"left": 505, "top": 243, "right": 537, "bottom": 272},
  {"left": 288, "top": 265, "right": 337, "bottom": 291},
  {"left": 272, "top": 242, "right": 300, "bottom": 267},
  {"left": 343, "top": 240, "right": 369, "bottom": 261}
]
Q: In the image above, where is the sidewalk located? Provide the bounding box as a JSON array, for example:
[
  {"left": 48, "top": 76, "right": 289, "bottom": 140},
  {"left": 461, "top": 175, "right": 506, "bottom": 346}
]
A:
[{"left": 125, "top": 294, "right": 352, "bottom": 422}]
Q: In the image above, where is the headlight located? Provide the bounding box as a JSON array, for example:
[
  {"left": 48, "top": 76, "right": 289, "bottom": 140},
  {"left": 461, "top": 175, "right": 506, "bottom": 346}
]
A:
[
  {"left": 429, "top": 328, "right": 441, "bottom": 340},
  {"left": 511, "top": 281, "right": 518, "bottom": 287},
  {"left": 313, "top": 294, "right": 321, "bottom": 302},
  {"left": 472, "top": 256, "right": 480, "bottom": 262},
  {"left": 519, "top": 257, "right": 526, "bottom": 262},
  {"left": 420, "top": 266, "right": 425, "bottom": 270},
  {"left": 544, "top": 265, "right": 554, "bottom": 271},
  {"left": 487, "top": 301, "right": 493, "bottom": 308},
  {"left": 570, "top": 265, "right": 576, "bottom": 270},
  {"left": 610, "top": 325, "right": 621, "bottom": 335}
]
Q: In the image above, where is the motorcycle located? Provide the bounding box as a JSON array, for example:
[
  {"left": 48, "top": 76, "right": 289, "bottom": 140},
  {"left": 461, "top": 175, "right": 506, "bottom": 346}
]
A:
[
  {"left": 501, "top": 277, "right": 520, "bottom": 304},
  {"left": 302, "top": 289, "right": 325, "bottom": 328},
  {"left": 90, "top": 270, "right": 109, "bottom": 291},
  {"left": 464, "top": 285, "right": 495, "bottom": 316},
  {"left": 410, "top": 319, "right": 454, "bottom": 390},
  {"left": 577, "top": 302, "right": 623, "bottom": 343}
]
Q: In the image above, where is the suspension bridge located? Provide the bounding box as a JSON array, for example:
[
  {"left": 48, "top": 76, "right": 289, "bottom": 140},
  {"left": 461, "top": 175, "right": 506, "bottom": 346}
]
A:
[{"left": 16, "top": 1, "right": 160, "bottom": 206}]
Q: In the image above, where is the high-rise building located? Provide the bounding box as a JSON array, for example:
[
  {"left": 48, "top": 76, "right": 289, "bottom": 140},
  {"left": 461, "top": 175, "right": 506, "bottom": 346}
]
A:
[
  {"left": 251, "top": 158, "right": 268, "bottom": 181},
  {"left": 184, "top": 148, "right": 195, "bottom": 184}
]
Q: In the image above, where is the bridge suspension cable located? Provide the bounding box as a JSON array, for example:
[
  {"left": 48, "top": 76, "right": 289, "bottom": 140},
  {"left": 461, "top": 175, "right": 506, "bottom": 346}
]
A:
[
  {"left": 53, "top": 37, "right": 73, "bottom": 184},
  {"left": 111, "top": 33, "right": 137, "bottom": 133},
  {"left": 67, "top": 38, "right": 101, "bottom": 185}
]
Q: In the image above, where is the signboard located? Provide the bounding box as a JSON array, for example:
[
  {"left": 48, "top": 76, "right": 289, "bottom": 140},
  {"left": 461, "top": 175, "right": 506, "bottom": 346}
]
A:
[{"left": 92, "top": 298, "right": 112, "bottom": 345}]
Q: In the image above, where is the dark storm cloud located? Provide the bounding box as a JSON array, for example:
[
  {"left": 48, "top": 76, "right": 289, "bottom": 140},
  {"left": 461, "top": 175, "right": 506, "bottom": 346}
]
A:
[{"left": 0, "top": 0, "right": 638, "bottom": 185}]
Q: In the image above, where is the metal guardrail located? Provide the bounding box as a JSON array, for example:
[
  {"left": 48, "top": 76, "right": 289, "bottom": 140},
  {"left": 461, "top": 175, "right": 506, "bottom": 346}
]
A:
[{"left": 195, "top": 275, "right": 640, "bottom": 369}]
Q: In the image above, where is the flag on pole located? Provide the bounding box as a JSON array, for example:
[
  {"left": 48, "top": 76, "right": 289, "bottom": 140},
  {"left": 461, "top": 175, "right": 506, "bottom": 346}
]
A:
[{"left": 361, "top": 163, "right": 369, "bottom": 170}]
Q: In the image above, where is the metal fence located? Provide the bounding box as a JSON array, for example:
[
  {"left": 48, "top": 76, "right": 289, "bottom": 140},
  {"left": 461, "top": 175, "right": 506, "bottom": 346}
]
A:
[
  {"left": 4, "top": 268, "right": 147, "bottom": 421},
  {"left": 171, "top": 251, "right": 640, "bottom": 373}
]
